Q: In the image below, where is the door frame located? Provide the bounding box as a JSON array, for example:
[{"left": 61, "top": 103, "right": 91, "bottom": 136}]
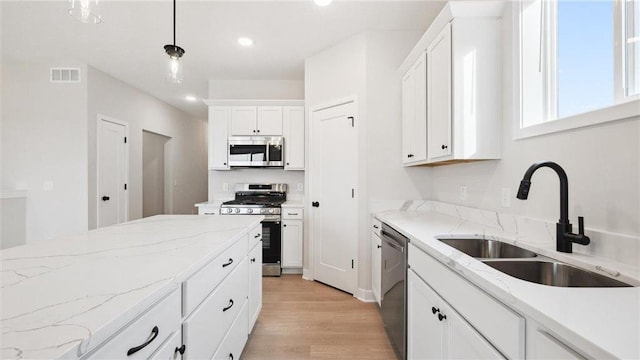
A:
[
  {"left": 307, "top": 95, "right": 359, "bottom": 289},
  {"left": 96, "top": 114, "right": 130, "bottom": 227}
]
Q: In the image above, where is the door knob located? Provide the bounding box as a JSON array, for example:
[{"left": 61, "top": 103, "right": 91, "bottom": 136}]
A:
[
  {"left": 312, "top": 201, "right": 320, "bottom": 207},
  {"left": 102, "top": 196, "right": 110, "bottom": 201}
]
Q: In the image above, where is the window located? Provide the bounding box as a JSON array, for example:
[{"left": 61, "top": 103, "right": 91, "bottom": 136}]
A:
[{"left": 515, "top": 0, "right": 640, "bottom": 138}]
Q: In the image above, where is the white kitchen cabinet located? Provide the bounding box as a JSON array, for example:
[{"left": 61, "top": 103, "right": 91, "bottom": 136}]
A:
[
  {"left": 283, "top": 106, "right": 305, "bottom": 170},
  {"left": 408, "top": 269, "right": 505, "bottom": 359},
  {"left": 282, "top": 208, "right": 303, "bottom": 269},
  {"left": 248, "top": 237, "right": 262, "bottom": 333},
  {"left": 149, "top": 329, "right": 182, "bottom": 360},
  {"left": 534, "top": 331, "right": 585, "bottom": 359},
  {"left": 401, "top": 52, "right": 427, "bottom": 165},
  {"left": 230, "top": 106, "right": 283, "bottom": 136},
  {"left": 427, "top": 23, "right": 452, "bottom": 161},
  {"left": 209, "top": 107, "right": 230, "bottom": 170},
  {"left": 371, "top": 219, "right": 381, "bottom": 306},
  {"left": 400, "top": 2, "right": 502, "bottom": 166},
  {"left": 257, "top": 106, "right": 284, "bottom": 135}
]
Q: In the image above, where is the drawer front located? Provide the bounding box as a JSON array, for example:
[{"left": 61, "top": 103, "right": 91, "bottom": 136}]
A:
[
  {"left": 183, "top": 257, "right": 249, "bottom": 360},
  {"left": 212, "top": 300, "right": 249, "bottom": 360},
  {"left": 408, "top": 244, "right": 525, "bottom": 359},
  {"left": 88, "top": 288, "right": 181, "bottom": 359},
  {"left": 150, "top": 328, "right": 183, "bottom": 360},
  {"left": 248, "top": 224, "right": 262, "bottom": 250},
  {"left": 371, "top": 218, "right": 382, "bottom": 237},
  {"left": 198, "top": 206, "right": 219, "bottom": 216},
  {"left": 183, "top": 237, "right": 248, "bottom": 316},
  {"left": 282, "top": 208, "right": 303, "bottom": 220}
]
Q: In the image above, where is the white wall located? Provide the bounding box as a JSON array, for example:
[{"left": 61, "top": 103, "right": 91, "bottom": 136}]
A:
[
  {"left": 208, "top": 80, "right": 304, "bottom": 100},
  {"left": 1, "top": 62, "right": 89, "bottom": 243},
  {"left": 88, "top": 67, "right": 208, "bottom": 228},
  {"left": 425, "top": 4, "right": 640, "bottom": 237},
  {"left": 142, "top": 130, "right": 170, "bottom": 217},
  {"left": 207, "top": 79, "right": 306, "bottom": 202},
  {"left": 304, "top": 31, "right": 424, "bottom": 296}
]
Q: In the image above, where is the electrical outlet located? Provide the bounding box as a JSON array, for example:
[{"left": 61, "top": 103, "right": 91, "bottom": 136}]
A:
[
  {"left": 223, "top": 183, "right": 229, "bottom": 192},
  {"left": 43, "top": 181, "right": 54, "bottom": 191},
  {"left": 459, "top": 185, "right": 467, "bottom": 201},
  {"left": 297, "top": 183, "right": 303, "bottom": 192},
  {"left": 501, "top": 188, "right": 511, "bottom": 207}
]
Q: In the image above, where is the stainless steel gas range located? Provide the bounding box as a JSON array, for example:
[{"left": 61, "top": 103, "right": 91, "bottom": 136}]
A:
[{"left": 220, "top": 184, "right": 287, "bottom": 276}]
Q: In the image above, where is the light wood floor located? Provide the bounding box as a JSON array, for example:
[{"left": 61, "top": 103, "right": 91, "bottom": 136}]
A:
[{"left": 242, "top": 275, "right": 396, "bottom": 360}]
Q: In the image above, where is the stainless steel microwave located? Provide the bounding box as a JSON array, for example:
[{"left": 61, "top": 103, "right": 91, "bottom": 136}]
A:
[{"left": 228, "top": 136, "right": 284, "bottom": 168}]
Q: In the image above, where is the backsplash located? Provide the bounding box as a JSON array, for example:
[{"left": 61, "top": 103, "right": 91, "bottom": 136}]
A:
[{"left": 371, "top": 200, "right": 640, "bottom": 270}]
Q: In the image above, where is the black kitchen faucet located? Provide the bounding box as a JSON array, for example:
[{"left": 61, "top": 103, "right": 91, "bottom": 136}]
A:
[{"left": 516, "top": 161, "right": 590, "bottom": 253}]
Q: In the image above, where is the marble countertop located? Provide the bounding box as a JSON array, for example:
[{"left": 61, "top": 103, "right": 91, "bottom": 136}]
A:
[
  {"left": 376, "top": 209, "right": 639, "bottom": 359},
  {"left": 1, "top": 215, "right": 263, "bottom": 359}
]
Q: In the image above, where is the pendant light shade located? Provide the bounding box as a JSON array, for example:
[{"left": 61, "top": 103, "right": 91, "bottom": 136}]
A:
[
  {"left": 68, "top": 0, "right": 101, "bottom": 24},
  {"left": 164, "top": 0, "right": 185, "bottom": 83}
]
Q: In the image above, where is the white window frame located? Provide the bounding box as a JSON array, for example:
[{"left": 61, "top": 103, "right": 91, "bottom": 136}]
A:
[{"left": 513, "top": 0, "right": 640, "bottom": 140}]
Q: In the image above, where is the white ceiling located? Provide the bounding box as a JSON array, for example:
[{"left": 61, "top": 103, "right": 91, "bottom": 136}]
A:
[{"left": 1, "top": 1, "right": 445, "bottom": 118}]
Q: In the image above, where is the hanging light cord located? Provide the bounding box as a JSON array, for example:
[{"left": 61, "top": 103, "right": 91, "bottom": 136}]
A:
[{"left": 173, "top": 0, "right": 176, "bottom": 46}]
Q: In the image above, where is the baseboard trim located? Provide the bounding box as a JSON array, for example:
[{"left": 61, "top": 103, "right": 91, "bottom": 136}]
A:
[
  {"left": 355, "top": 288, "right": 376, "bottom": 303},
  {"left": 282, "top": 267, "right": 303, "bottom": 275},
  {"left": 302, "top": 268, "right": 313, "bottom": 281}
]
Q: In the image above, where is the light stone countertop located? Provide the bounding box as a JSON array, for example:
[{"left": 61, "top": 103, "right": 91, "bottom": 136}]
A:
[
  {"left": 376, "top": 208, "right": 639, "bottom": 359},
  {"left": 282, "top": 200, "right": 304, "bottom": 208},
  {"left": 0, "top": 215, "right": 263, "bottom": 359}
]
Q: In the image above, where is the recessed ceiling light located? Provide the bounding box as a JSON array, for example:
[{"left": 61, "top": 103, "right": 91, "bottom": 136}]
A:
[
  {"left": 314, "top": 0, "right": 332, "bottom": 6},
  {"left": 185, "top": 95, "right": 197, "bottom": 102},
  {"left": 238, "top": 37, "right": 254, "bottom": 47}
]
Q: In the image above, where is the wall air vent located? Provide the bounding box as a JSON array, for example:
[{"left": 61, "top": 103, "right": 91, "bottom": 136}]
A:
[{"left": 50, "top": 68, "right": 81, "bottom": 83}]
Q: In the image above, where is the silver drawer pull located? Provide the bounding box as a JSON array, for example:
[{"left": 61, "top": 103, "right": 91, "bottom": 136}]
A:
[{"left": 287, "top": 212, "right": 299, "bottom": 216}]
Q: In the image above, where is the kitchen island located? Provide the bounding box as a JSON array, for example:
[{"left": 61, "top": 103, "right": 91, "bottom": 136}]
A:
[{"left": 1, "top": 215, "right": 263, "bottom": 359}]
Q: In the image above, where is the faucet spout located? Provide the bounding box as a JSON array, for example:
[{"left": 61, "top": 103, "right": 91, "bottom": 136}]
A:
[{"left": 516, "top": 161, "right": 589, "bottom": 253}]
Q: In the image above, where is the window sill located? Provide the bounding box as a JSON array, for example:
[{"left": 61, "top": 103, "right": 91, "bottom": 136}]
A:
[{"left": 514, "top": 98, "right": 640, "bottom": 140}]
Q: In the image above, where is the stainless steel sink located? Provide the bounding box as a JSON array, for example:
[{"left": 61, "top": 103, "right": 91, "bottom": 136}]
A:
[
  {"left": 438, "top": 238, "right": 538, "bottom": 259},
  {"left": 483, "top": 260, "right": 632, "bottom": 287}
]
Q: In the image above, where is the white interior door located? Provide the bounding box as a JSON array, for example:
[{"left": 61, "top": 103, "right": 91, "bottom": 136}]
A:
[
  {"left": 98, "top": 117, "right": 128, "bottom": 228},
  {"left": 311, "top": 100, "right": 357, "bottom": 294}
]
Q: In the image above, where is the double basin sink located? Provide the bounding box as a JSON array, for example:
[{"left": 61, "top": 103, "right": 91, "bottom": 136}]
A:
[{"left": 438, "top": 238, "right": 631, "bottom": 287}]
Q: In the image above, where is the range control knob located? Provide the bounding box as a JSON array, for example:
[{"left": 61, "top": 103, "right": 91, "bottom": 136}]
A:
[
  {"left": 234, "top": 208, "right": 241, "bottom": 214},
  {"left": 247, "top": 208, "right": 253, "bottom": 214},
  {"left": 268, "top": 209, "right": 274, "bottom": 214},
  {"left": 226, "top": 208, "right": 233, "bottom": 214}
]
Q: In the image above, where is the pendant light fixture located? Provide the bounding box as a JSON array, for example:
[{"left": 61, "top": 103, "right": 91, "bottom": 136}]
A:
[
  {"left": 68, "top": 0, "right": 102, "bottom": 24},
  {"left": 164, "top": 0, "right": 185, "bottom": 83}
]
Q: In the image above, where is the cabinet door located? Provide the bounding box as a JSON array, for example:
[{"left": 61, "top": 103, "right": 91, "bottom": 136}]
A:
[
  {"left": 407, "top": 270, "right": 445, "bottom": 359},
  {"left": 283, "top": 106, "right": 305, "bottom": 170},
  {"left": 428, "top": 23, "right": 452, "bottom": 161},
  {"left": 446, "top": 303, "right": 506, "bottom": 359},
  {"left": 248, "top": 241, "right": 262, "bottom": 333},
  {"left": 281, "top": 219, "right": 303, "bottom": 268},
  {"left": 534, "top": 331, "right": 585, "bottom": 359},
  {"left": 230, "top": 106, "right": 257, "bottom": 135},
  {"left": 257, "top": 106, "right": 283, "bottom": 135},
  {"left": 209, "top": 107, "right": 230, "bottom": 170},
  {"left": 371, "top": 231, "right": 381, "bottom": 306},
  {"left": 413, "top": 52, "right": 428, "bottom": 162},
  {"left": 401, "top": 67, "right": 416, "bottom": 164}
]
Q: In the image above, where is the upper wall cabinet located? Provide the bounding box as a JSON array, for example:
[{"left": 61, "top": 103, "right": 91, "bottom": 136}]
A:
[
  {"left": 204, "top": 100, "right": 305, "bottom": 171},
  {"left": 402, "top": 52, "right": 428, "bottom": 164},
  {"left": 231, "top": 106, "right": 283, "bottom": 136},
  {"left": 400, "top": 1, "right": 503, "bottom": 166}
]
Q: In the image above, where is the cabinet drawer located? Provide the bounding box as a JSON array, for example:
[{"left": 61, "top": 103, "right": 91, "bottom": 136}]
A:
[
  {"left": 212, "top": 300, "right": 249, "bottom": 360},
  {"left": 183, "top": 238, "right": 248, "bottom": 316},
  {"left": 248, "top": 224, "right": 262, "bottom": 250},
  {"left": 198, "top": 205, "right": 219, "bottom": 216},
  {"left": 408, "top": 244, "right": 525, "bottom": 359},
  {"left": 282, "top": 208, "right": 303, "bottom": 220},
  {"left": 88, "top": 288, "right": 181, "bottom": 359},
  {"left": 371, "top": 218, "right": 382, "bottom": 237},
  {"left": 150, "top": 328, "right": 183, "bottom": 360},
  {"left": 183, "top": 258, "right": 249, "bottom": 360}
]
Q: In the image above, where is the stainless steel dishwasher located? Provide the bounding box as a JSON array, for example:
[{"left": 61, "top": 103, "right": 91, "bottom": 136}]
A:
[{"left": 380, "top": 223, "right": 408, "bottom": 360}]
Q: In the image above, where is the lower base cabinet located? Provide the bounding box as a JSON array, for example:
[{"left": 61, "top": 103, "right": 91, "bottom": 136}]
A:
[
  {"left": 248, "top": 239, "right": 263, "bottom": 332},
  {"left": 150, "top": 329, "right": 183, "bottom": 360},
  {"left": 212, "top": 301, "right": 249, "bottom": 360},
  {"left": 407, "top": 270, "right": 504, "bottom": 359}
]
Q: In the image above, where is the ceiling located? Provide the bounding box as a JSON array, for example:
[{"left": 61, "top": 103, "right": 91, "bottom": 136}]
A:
[{"left": 1, "top": 1, "right": 445, "bottom": 118}]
